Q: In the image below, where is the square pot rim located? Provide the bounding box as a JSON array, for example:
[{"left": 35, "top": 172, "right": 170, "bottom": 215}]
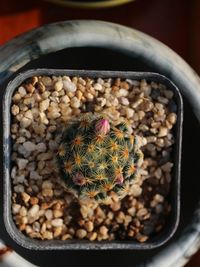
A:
[{"left": 3, "top": 69, "right": 183, "bottom": 250}]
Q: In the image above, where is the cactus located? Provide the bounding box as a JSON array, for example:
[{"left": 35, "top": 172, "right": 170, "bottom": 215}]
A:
[{"left": 57, "top": 113, "right": 144, "bottom": 202}]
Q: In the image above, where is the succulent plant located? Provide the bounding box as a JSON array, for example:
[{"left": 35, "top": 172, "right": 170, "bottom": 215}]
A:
[{"left": 57, "top": 113, "right": 144, "bottom": 202}]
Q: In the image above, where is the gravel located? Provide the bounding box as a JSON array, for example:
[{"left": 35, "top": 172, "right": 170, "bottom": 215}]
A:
[{"left": 11, "top": 75, "right": 177, "bottom": 242}]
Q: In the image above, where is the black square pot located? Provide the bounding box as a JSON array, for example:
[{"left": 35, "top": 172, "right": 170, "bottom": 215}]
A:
[{"left": 3, "top": 69, "right": 183, "bottom": 250}]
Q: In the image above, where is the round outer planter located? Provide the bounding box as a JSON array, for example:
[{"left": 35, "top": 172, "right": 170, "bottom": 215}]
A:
[
  {"left": 43, "top": 0, "right": 134, "bottom": 9},
  {"left": 0, "top": 20, "right": 200, "bottom": 267}
]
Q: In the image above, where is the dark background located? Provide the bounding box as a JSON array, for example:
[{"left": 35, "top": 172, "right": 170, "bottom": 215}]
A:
[{"left": 0, "top": 0, "right": 200, "bottom": 266}]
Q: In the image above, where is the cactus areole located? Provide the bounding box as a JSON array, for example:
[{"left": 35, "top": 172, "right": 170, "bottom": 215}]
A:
[{"left": 57, "top": 113, "right": 144, "bottom": 202}]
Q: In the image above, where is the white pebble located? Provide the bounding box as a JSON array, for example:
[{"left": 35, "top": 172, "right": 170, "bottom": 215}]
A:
[
  {"left": 25, "top": 225, "right": 32, "bottom": 234},
  {"left": 131, "top": 184, "right": 142, "bottom": 197},
  {"left": 51, "top": 219, "right": 63, "bottom": 227},
  {"left": 51, "top": 91, "right": 59, "bottom": 97},
  {"left": 120, "top": 97, "right": 129, "bottom": 106},
  {"left": 164, "top": 90, "right": 174, "bottom": 99},
  {"left": 30, "top": 171, "right": 42, "bottom": 180},
  {"left": 97, "top": 78, "right": 104, "bottom": 85},
  {"left": 47, "top": 108, "right": 61, "bottom": 119},
  {"left": 39, "top": 99, "right": 50, "bottom": 112},
  {"left": 12, "top": 204, "right": 21, "bottom": 214},
  {"left": 42, "top": 180, "right": 53, "bottom": 189},
  {"left": 20, "top": 117, "right": 32, "bottom": 128},
  {"left": 161, "top": 162, "right": 173, "bottom": 172},
  {"left": 54, "top": 81, "right": 63, "bottom": 91},
  {"left": 24, "top": 110, "right": 33, "bottom": 120},
  {"left": 11, "top": 105, "right": 20, "bottom": 115},
  {"left": 154, "top": 194, "right": 164, "bottom": 203},
  {"left": 16, "top": 158, "right": 28, "bottom": 170},
  {"left": 158, "top": 127, "right": 168, "bottom": 137},
  {"left": 23, "top": 141, "right": 36, "bottom": 152},
  {"left": 128, "top": 207, "right": 136, "bottom": 216},
  {"left": 19, "top": 129, "right": 31, "bottom": 138},
  {"left": 158, "top": 96, "right": 169, "bottom": 104},
  {"left": 14, "top": 174, "right": 25, "bottom": 184},
  {"left": 97, "top": 97, "right": 106, "bottom": 107},
  {"left": 21, "top": 192, "right": 30, "bottom": 203},
  {"left": 105, "top": 95, "right": 118, "bottom": 107},
  {"left": 94, "top": 83, "right": 103, "bottom": 91},
  {"left": 140, "top": 137, "right": 147, "bottom": 147},
  {"left": 118, "top": 88, "right": 128, "bottom": 97},
  {"left": 63, "top": 80, "right": 77, "bottom": 92},
  {"left": 11, "top": 166, "right": 17, "bottom": 179},
  {"left": 126, "top": 108, "right": 134, "bottom": 118},
  {"left": 18, "top": 145, "right": 30, "bottom": 157},
  {"left": 27, "top": 162, "right": 35, "bottom": 173},
  {"left": 33, "top": 222, "right": 40, "bottom": 232},
  {"left": 45, "top": 209, "right": 53, "bottom": 220},
  {"left": 43, "top": 231, "right": 53, "bottom": 240},
  {"left": 61, "top": 95, "right": 70, "bottom": 104},
  {"left": 167, "top": 113, "right": 177, "bottom": 124},
  {"left": 41, "top": 77, "right": 52, "bottom": 86},
  {"left": 76, "top": 229, "right": 87, "bottom": 239},
  {"left": 146, "top": 136, "right": 157, "bottom": 143},
  {"left": 48, "top": 140, "right": 58, "bottom": 151},
  {"left": 154, "top": 168, "right": 162, "bottom": 179},
  {"left": 36, "top": 143, "right": 47, "bottom": 152},
  {"left": 132, "top": 99, "right": 143, "bottom": 109},
  {"left": 137, "top": 208, "right": 148, "bottom": 219},
  {"left": 70, "top": 97, "right": 81, "bottom": 108},
  {"left": 138, "top": 110, "right": 145, "bottom": 120},
  {"left": 37, "top": 152, "right": 52, "bottom": 161},
  {"left": 53, "top": 210, "right": 63, "bottom": 218},
  {"left": 42, "top": 188, "right": 53, "bottom": 197},
  {"left": 18, "top": 86, "right": 26, "bottom": 96},
  {"left": 126, "top": 79, "right": 140, "bottom": 86},
  {"left": 28, "top": 205, "right": 40, "bottom": 218},
  {"left": 14, "top": 184, "right": 24, "bottom": 193},
  {"left": 99, "top": 226, "right": 108, "bottom": 236},
  {"left": 16, "top": 136, "right": 26, "bottom": 144},
  {"left": 19, "top": 206, "right": 27, "bottom": 217},
  {"left": 85, "top": 92, "right": 94, "bottom": 101},
  {"left": 39, "top": 112, "right": 49, "bottom": 125}
]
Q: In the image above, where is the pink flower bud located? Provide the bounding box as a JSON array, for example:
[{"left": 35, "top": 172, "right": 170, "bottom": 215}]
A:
[
  {"left": 72, "top": 173, "right": 86, "bottom": 186},
  {"left": 95, "top": 119, "right": 110, "bottom": 135},
  {"left": 115, "top": 174, "right": 124, "bottom": 185}
]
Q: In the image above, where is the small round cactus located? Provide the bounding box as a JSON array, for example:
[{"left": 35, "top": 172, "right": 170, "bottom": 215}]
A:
[{"left": 57, "top": 113, "right": 144, "bottom": 202}]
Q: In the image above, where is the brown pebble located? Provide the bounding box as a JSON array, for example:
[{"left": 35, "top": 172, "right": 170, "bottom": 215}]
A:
[
  {"left": 62, "top": 234, "right": 72, "bottom": 240},
  {"left": 88, "top": 232, "right": 97, "bottom": 241},
  {"left": 21, "top": 192, "right": 30, "bottom": 203},
  {"left": 25, "top": 83, "right": 35, "bottom": 94},
  {"left": 128, "top": 229, "right": 135, "bottom": 237},
  {"left": 53, "top": 210, "right": 63, "bottom": 218},
  {"left": 99, "top": 226, "right": 108, "bottom": 236},
  {"left": 43, "top": 231, "right": 53, "bottom": 240},
  {"left": 167, "top": 113, "right": 177, "bottom": 124},
  {"left": 11, "top": 105, "right": 20, "bottom": 116},
  {"left": 76, "top": 90, "right": 83, "bottom": 100},
  {"left": 84, "top": 221, "right": 94, "bottom": 232},
  {"left": 30, "top": 197, "right": 39, "bottom": 205},
  {"left": 31, "top": 76, "right": 38, "bottom": 86},
  {"left": 12, "top": 93, "right": 21, "bottom": 103},
  {"left": 110, "top": 201, "right": 121, "bottom": 211},
  {"left": 76, "top": 229, "right": 87, "bottom": 239},
  {"left": 136, "top": 233, "right": 149, "bottom": 243}
]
